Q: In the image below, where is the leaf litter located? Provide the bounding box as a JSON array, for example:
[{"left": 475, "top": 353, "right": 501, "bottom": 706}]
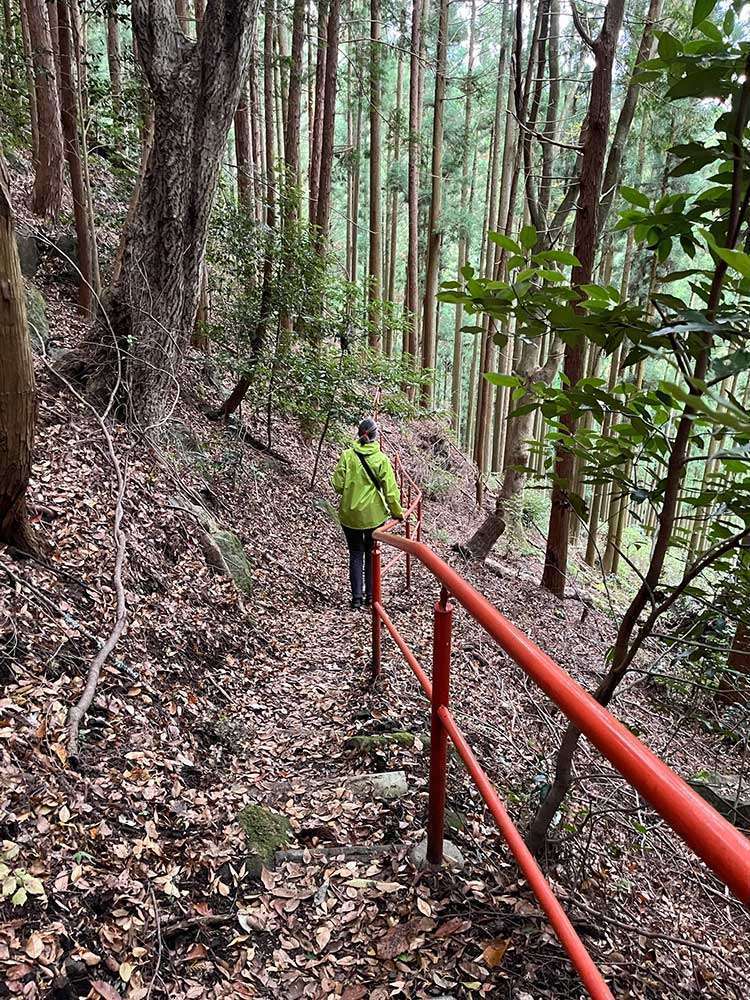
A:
[{"left": 1, "top": 203, "right": 749, "bottom": 997}]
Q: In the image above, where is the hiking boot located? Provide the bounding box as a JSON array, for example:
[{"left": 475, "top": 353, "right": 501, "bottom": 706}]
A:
[
  {"left": 351, "top": 597, "right": 363, "bottom": 611},
  {"left": 363, "top": 596, "right": 372, "bottom": 608}
]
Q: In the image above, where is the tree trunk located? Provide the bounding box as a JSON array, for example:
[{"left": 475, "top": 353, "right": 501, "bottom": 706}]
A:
[
  {"left": 314, "top": 0, "right": 340, "bottom": 242},
  {"left": 235, "top": 81, "right": 253, "bottom": 208},
  {"left": 309, "top": 0, "right": 328, "bottom": 224},
  {"left": 284, "top": 0, "right": 305, "bottom": 208},
  {"left": 540, "top": 0, "right": 627, "bottom": 597},
  {"left": 20, "top": 0, "right": 40, "bottom": 167},
  {"left": 419, "top": 0, "right": 448, "bottom": 402},
  {"left": 386, "top": 12, "right": 404, "bottom": 325},
  {"left": 0, "top": 148, "right": 38, "bottom": 555},
  {"left": 367, "top": 0, "right": 382, "bottom": 346},
  {"left": 106, "top": 0, "right": 123, "bottom": 123},
  {"left": 263, "top": 0, "right": 276, "bottom": 223},
  {"left": 26, "top": 0, "right": 64, "bottom": 217},
  {"left": 404, "top": 0, "right": 421, "bottom": 357},
  {"left": 598, "top": 0, "right": 662, "bottom": 232},
  {"left": 74, "top": 0, "right": 260, "bottom": 427},
  {"left": 57, "top": 0, "right": 92, "bottom": 317},
  {"left": 718, "top": 622, "right": 750, "bottom": 706},
  {"left": 450, "top": 0, "right": 477, "bottom": 431}
]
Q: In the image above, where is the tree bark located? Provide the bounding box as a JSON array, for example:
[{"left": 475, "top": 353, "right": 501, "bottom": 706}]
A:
[
  {"left": 106, "top": 0, "right": 123, "bottom": 123},
  {"left": 26, "top": 0, "right": 64, "bottom": 217},
  {"left": 367, "top": 0, "right": 382, "bottom": 346},
  {"left": 598, "top": 0, "right": 662, "bottom": 233},
  {"left": 404, "top": 0, "right": 421, "bottom": 357},
  {"left": 450, "top": 0, "right": 477, "bottom": 432},
  {"left": 20, "top": 0, "right": 40, "bottom": 167},
  {"left": 308, "top": 0, "right": 328, "bottom": 224},
  {"left": 718, "top": 621, "right": 750, "bottom": 706},
  {"left": 0, "top": 147, "right": 38, "bottom": 555},
  {"left": 57, "top": 0, "right": 93, "bottom": 317},
  {"left": 420, "top": 0, "right": 448, "bottom": 404},
  {"left": 541, "top": 0, "right": 627, "bottom": 597},
  {"left": 74, "top": 0, "right": 260, "bottom": 427},
  {"left": 284, "top": 0, "right": 305, "bottom": 209},
  {"left": 235, "top": 81, "right": 253, "bottom": 208},
  {"left": 314, "top": 0, "right": 340, "bottom": 242}
]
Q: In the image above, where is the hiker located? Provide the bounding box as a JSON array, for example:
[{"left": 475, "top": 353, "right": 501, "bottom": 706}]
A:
[{"left": 332, "top": 418, "right": 404, "bottom": 610}]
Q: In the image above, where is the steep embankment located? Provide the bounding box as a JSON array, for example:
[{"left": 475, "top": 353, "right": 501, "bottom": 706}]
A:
[{"left": 2, "top": 158, "right": 748, "bottom": 1000}]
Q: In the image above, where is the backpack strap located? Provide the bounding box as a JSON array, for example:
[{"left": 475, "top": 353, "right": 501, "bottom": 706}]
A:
[{"left": 354, "top": 451, "right": 385, "bottom": 498}]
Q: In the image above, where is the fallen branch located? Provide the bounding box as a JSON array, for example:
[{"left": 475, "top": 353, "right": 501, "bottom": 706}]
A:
[
  {"left": 66, "top": 457, "right": 127, "bottom": 757},
  {"left": 161, "top": 913, "right": 234, "bottom": 943}
]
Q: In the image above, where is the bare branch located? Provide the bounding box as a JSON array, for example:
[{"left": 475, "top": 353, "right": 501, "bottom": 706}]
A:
[{"left": 570, "top": 0, "right": 596, "bottom": 49}]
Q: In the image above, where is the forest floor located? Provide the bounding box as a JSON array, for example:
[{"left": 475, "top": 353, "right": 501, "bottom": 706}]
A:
[{"left": 2, "top": 156, "right": 750, "bottom": 1000}]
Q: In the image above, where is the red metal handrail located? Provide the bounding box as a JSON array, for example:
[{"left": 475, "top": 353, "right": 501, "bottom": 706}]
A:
[{"left": 369, "top": 435, "right": 750, "bottom": 1000}]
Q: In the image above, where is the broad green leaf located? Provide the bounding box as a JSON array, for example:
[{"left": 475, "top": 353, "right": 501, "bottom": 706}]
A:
[
  {"left": 519, "top": 225, "right": 538, "bottom": 250},
  {"left": 620, "top": 185, "right": 649, "bottom": 209},
  {"left": 485, "top": 373, "right": 520, "bottom": 388},
  {"left": 533, "top": 249, "right": 581, "bottom": 267},
  {"left": 712, "top": 245, "right": 750, "bottom": 278},
  {"left": 692, "top": 0, "right": 719, "bottom": 28},
  {"left": 488, "top": 231, "right": 521, "bottom": 254}
]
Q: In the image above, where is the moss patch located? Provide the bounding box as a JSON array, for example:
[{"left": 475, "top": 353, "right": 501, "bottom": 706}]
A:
[
  {"left": 343, "top": 731, "right": 423, "bottom": 753},
  {"left": 238, "top": 804, "right": 291, "bottom": 876}
]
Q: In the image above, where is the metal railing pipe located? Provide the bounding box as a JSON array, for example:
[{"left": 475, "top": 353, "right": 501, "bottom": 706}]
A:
[{"left": 372, "top": 530, "right": 750, "bottom": 906}]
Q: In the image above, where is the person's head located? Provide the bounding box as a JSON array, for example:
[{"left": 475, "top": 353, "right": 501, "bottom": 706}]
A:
[{"left": 357, "top": 417, "right": 378, "bottom": 445}]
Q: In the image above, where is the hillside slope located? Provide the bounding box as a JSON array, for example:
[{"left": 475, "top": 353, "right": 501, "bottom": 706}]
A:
[{"left": 1, "top": 158, "right": 749, "bottom": 1000}]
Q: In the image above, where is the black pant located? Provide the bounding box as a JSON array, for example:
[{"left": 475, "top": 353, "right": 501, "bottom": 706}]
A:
[{"left": 342, "top": 525, "right": 378, "bottom": 600}]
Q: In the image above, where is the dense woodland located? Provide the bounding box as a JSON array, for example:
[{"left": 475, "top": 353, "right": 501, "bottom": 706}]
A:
[{"left": 1, "top": 0, "right": 750, "bottom": 995}]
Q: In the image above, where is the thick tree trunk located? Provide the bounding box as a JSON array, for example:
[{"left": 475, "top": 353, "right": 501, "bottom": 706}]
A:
[
  {"left": 57, "top": 0, "right": 92, "bottom": 316},
  {"left": 541, "top": 0, "right": 627, "bottom": 597},
  {"left": 404, "top": 0, "right": 421, "bottom": 357},
  {"left": 367, "top": 0, "right": 382, "bottom": 346},
  {"left": 26, "top": 0, "right": 64, "bottom": 217},
  {"left": 419, "top": 0, "right": 448, "bottom": 404},
  {"left": 0, "top": 148, "right": 38, "bottom": 554},
  {"left": 74, "top": 0, "right": 259, "bottom": 427}
]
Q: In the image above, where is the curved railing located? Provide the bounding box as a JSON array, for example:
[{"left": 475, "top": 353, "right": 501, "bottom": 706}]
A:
[{"left": 369, "top": 429, "right": 750, "bottom": 1000}]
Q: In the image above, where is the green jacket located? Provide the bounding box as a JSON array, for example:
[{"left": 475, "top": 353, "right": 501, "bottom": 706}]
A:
[{"left": 332, "top": 441, "right": 404, "bottom": 530}]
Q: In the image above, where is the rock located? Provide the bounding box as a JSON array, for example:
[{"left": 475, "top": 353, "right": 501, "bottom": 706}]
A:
[
  {"left": 343, "top": 731, "right": 423, "bottom": 754},
  {"left": 688, "top": 772, "right": 750, "bottom": 829},
  {"left": 16, "top": 233, "right": 39, "bottom": 277},
  {"left": 238, "top": 803, "right": 291, "bottom": 876},
  {"left": 25, "top": 281, "right": 49, "bottom": 353},
  {"left": 410, "top": 835, "right": 465, "bottom": 870},
  {"left": 344, "top": 770, "right": 408, "bottom": 801}
]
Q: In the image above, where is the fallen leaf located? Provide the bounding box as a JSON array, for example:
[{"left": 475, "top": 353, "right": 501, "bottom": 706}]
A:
[
  {"left": 435, "top": 916, "right": 471, "bottom": 939},
  {"left": 315, "top": 925, "right": 331, "bottom": 950},
  {"left": 118, "top": 961, "right": 134, "bottom": 983},
  {"left": 25, "top": 932, "right": 44, "bottom": 960},
  {"left": 482, "top": 937, "right": 510, "bottom": 967},
  {"left": 91, "top": 981, "right": 122, "bottom": 1000}
]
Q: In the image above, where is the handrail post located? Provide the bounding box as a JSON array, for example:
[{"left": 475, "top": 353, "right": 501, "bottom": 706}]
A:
[
  {"left": 416, "top": 498, "right": 422, "bottom": 543},
  {"left": 405, "top": 484, "right": 412, "bottom": 590},
  {"left": 371, "top": 542, "right": 382, "bottom": 680},
  {"left": 427, "top": 588, "right": 453, "bottom": 865}
]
